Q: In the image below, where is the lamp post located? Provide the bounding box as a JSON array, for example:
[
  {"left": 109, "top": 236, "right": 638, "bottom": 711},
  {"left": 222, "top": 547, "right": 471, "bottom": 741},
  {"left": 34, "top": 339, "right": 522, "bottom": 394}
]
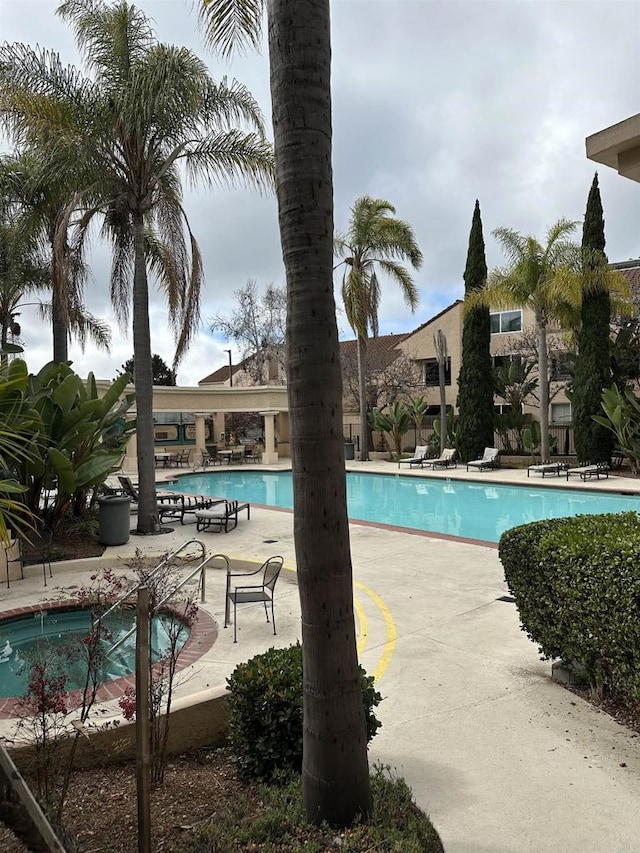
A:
[{"left": 224, "top": 349, "right": 233, "bottom": 387}]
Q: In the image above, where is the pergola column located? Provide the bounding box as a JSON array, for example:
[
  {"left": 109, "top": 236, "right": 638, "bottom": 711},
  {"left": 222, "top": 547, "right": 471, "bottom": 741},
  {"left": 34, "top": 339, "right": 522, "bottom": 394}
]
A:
[
  {"left": 260, "top": 411, "right": 279, "bottom": 464},
  {"left": 213, "top": 412, "right": 226, "bottom": 445},
  {"left": 123, "top": 412, "right": 138, "bottom": 474}
]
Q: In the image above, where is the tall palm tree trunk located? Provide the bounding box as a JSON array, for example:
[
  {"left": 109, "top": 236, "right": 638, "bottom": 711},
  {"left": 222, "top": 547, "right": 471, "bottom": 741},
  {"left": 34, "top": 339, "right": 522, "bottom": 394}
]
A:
[
  {"left": 269, "top": 0, "right": 371, "bottom": 826},
  {"left": 357, "top": 335, "right": 369, "bottom": 461},
  {"left": 131, "top": 214, "right": 158, "bottom": 534},
  {"left": 537, "top": 313, "right": 550, "bottom": 462},
  {"left": 49, "top": 219, "right": 69, "bottom": 363}
]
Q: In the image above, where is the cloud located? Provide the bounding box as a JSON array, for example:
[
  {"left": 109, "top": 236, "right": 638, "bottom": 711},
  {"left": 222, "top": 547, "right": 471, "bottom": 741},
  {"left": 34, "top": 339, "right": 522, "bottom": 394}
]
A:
[{"left": 3, "top": 0, "right": 639, "bottom": 386}]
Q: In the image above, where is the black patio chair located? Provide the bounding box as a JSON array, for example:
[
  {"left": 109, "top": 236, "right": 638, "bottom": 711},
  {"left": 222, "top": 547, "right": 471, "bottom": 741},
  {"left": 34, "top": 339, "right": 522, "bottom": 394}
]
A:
[{"left": 224, "top": 555, "right": 284, "bottom": 642}]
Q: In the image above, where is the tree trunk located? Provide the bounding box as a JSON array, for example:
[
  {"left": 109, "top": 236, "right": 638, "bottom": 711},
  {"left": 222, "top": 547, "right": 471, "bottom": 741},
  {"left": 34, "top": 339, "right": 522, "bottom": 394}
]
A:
[
  {"left": 131, "top": 214, "right": 158, "bottom": 534},
  {"left": 537, "top": 313, "right": 550, "bottom": 462},
  {"left": 50, "top": 232, "right": 68, "bottom": 364},
  {"left": 357, "top": 335, "right": 369, "bottom": 460},
  {"left": 268, "top": 0, "right": 371, "bottom": 826},
  {"left": 438, "top": 359, "right": 447, "bottom": 454}
]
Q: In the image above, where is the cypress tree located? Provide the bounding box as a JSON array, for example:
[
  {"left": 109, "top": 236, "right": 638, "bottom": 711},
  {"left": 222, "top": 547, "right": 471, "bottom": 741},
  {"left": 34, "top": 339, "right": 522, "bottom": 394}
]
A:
[
  {"left": 573, "top": 173, "right": 614, "bottom": 463},
  {"left": 457, "top": 200, "right": 495, "bottom": 462}
]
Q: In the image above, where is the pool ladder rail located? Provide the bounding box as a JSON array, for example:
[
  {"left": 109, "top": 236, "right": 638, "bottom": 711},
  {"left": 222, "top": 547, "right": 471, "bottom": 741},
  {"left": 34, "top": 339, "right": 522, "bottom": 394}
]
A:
[{"left": 93, "top": 539, "right": 229, "bottom": 655}]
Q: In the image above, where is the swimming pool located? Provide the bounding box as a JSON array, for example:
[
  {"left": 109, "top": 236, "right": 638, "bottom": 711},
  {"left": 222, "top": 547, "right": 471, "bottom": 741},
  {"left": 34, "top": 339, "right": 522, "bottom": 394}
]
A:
[
  {"left": 174, "top": 470, "right": 640, "bottom": 544},
  {"left": 0, "top": 606, "right": 189, "bottom": 698}
]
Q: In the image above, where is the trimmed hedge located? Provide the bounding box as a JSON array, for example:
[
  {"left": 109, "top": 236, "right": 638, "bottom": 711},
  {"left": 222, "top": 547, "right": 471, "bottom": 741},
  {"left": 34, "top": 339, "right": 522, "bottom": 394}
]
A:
[
  {"left": 499, "top": 512, "right": 640, "bottom": 700},
  {"left": 227, "top": 642, "right": 382, "bottom": 781}
]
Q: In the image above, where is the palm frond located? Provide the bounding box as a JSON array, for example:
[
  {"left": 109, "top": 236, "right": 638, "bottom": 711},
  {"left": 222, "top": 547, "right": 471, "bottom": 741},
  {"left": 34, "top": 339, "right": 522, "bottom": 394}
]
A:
[{"left": 198, "top": 0, "right": 263, "bottom": 59}]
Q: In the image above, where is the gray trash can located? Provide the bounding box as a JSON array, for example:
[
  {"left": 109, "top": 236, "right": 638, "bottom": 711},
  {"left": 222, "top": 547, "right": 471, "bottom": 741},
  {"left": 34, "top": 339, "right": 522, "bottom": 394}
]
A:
[
  {"left": 98, "top": 495, "right": 131, "bottom": 546},
  {"left": 344, "top": 441, "right": 355, "bottom": 461}
]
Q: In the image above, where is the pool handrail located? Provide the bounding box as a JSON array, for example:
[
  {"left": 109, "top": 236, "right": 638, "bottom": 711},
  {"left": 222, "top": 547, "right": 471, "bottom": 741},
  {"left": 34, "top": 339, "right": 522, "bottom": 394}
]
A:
[
  {"left": 105, "top": 548, "right": 230, "bottom": 656},
  {"left": 98, "top": 539, "right": 207, "bottom": 624}
]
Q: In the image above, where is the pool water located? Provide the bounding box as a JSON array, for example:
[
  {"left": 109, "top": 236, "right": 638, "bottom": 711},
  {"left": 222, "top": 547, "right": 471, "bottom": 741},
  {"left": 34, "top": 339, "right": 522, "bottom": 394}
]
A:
[
  {"left": 0, "top": 607, "right": 189, "bottom": 698},
  {"left": 175, "top": 470, "right": 640, "bottom": 544}
]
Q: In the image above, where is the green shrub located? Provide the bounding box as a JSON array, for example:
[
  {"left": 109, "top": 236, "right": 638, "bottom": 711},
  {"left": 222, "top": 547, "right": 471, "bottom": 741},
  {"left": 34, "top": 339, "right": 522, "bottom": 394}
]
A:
[
  {"left": 226, "top": 642, "right": 382, "bottom": 781},
  {"left": 499, "top": 512, "right": 640, "bottom": 699}
]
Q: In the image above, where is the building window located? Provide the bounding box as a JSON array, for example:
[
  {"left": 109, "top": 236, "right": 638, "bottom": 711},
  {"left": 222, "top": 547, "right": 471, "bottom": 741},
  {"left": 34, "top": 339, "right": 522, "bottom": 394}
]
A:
[
  {"left": 492, "top": 354, "right": 522, "bottom": 370},
  {"left": 551, "top": 403, "right": 572, "bottom": 423},
  {"left": 424, "top": 357, "right": 451, "bottom": 387},
  {"left": 490, "top": 310, "right": 522, "bottom": 334},
  {"left": 550, "top": 354, "right": 572, "bottom": 381}
]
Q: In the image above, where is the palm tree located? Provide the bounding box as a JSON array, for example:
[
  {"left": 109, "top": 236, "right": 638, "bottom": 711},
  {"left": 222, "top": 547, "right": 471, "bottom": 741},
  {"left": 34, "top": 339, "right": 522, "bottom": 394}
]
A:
[
  {"left": 0, "top": 93, "right": 111, "bottom": 364},
  {"left": 2, "top": 0, "right": 273, "bottom": 534},
  {"left": 200, "top": 0, "right": 374, "bottom": 825},
  {"left": 433, "top": 329, "right": 448, "bottom": 454},
  {"left": 335, "top": 196, "right": 422, "bottom": 461},
  {"left": 470, "top": 219, "right": 630, "bottom": 462}
]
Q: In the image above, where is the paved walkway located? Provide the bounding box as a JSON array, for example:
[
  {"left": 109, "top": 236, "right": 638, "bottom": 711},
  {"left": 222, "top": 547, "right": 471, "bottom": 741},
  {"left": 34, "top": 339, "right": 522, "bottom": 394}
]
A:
[{"left": 2, "top": 459, "right": 640, "bottom": 852}]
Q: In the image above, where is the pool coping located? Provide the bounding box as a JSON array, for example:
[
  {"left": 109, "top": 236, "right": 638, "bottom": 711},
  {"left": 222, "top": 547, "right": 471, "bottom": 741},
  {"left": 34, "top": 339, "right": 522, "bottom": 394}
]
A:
[{"left": 0, "top": 599, "right": 217, "bottom": 718}]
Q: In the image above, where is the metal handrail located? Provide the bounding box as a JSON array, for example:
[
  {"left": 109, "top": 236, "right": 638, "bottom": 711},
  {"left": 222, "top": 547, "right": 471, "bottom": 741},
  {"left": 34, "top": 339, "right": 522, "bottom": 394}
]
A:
[
  {"left": 99, "top": 539, "right": 206, "bottom": 624},
  {"left": 106, "top": 549, "right": 230, "bottom": 655}
]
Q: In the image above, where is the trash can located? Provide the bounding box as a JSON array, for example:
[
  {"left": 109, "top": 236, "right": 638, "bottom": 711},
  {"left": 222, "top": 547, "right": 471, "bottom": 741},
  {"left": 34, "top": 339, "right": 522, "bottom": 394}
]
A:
[
  {"left": 98, "top": 495, "right": 131, "bottom": 546},
  {"left": 344, "top": 441, "right": 355, "bottom": 461}
]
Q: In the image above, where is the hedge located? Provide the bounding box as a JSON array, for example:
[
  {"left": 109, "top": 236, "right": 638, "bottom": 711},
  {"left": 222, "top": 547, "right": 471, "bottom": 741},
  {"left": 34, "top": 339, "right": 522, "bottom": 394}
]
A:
[
  {"left": 499, "top": 512, "right": 640, "bottom": 700},
  {"left": 227, "top": 642, "right": 382, "bottom": 781}
]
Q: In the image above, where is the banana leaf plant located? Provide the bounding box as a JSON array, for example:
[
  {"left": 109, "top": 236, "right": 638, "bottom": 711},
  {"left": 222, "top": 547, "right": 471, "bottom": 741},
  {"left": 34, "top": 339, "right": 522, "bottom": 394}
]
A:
[
  {"left": 593, "top": 384, "right": 640, "bottom": 476},
  {"left": 368, "top": 403, "right": 412, "bottom": 461},
  {"left": 522, "top": 420, "right": 558, "bottom": 463},
  {"left": 0, "top": 358, "right": 42, "bottom": 542},
  {"left": 19, "top": 361, "right": 136, "bottom": 527}
]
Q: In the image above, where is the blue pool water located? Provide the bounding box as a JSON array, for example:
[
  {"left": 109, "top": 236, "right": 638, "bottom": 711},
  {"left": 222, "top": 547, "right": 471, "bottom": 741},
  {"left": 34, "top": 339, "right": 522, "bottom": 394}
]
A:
[
  {"left": 0, "top": 607, "right": 189, "bottom": 698},
  {"left": 174, "top": 470, "right": 640, "bottom": 544}
]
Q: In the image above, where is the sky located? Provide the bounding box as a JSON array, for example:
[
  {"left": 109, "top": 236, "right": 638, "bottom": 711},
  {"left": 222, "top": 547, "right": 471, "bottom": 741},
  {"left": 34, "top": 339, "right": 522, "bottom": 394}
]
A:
[{"left": 1, "top": 0, "right": 639, "bottom": 386}]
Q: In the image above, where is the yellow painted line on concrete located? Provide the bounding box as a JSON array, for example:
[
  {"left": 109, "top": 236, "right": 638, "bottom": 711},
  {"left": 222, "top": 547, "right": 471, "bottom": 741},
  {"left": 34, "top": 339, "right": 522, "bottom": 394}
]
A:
[
  {"left": 280, "top": 561, "right": 394, "bottom": 681},
  {"left": 354, "top": 594, "right": 368, "bottom": 657},
  {"left": 354, "top": 580, "right": 397, "bottom": 683}
]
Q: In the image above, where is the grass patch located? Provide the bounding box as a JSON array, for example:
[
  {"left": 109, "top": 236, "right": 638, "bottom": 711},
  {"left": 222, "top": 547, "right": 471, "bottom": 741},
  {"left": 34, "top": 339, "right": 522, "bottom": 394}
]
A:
[{"left": 188, "top": 763, "right": 444, "bottom": 852}]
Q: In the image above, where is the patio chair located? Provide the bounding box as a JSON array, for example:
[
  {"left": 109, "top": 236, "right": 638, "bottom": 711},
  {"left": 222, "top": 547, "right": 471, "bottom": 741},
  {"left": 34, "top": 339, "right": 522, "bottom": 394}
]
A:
[
  {"left": 224, "top": 555, "right": 284, "bottom": 642},
  {"left": 203, "top": 445, "right": 221, "bottom": 466},
  {"left": 230, "top": 448, "right": 245, "bottom": 464},
  {"left": 398, "top": 445, "right": 428, "bottom": 468},
  {"left": 565, "top": 462, "right": 609, "bottom": 481},
  {"left": 422, "top": 448, "right": 457, "bottom": 469},
  {"left": 466, "top": 447, "right": 500, "bottom": 472},
  {"left": 527, "top": 462, "right": 563, "bottom": 478},
  {"left": 194, "top": 499, "right": 251, "bottom": 533},
  {"left": 4, "top": 524, "right": 53, "bottom": 588}
]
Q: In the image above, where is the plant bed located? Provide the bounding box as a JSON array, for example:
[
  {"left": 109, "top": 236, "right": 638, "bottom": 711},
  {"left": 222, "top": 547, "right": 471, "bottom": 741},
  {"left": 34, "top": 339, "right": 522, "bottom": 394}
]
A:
[
  {"left": 46, "top": 749, "right": 444, "bottom": 852},
  {"left": 23, "top": 527, "right": 106, "bottom": 564}
]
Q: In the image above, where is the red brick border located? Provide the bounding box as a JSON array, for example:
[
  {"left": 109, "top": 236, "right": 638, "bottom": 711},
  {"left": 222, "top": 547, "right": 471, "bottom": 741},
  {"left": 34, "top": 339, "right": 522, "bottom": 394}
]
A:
[{"left": 0, "top": 600, "right": 218, "bottom": 718}]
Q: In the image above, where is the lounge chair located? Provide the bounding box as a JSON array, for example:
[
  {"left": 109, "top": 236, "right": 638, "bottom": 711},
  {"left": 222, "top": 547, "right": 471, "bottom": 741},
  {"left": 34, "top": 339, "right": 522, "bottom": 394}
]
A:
[
  {"left": 194, "top": 499, "right": 251, "bottom": 533},
  {"left": 527, "top": 462, "right": 563, "bottom": 478},
  {"left": 466, "top": 447, "right": 500, "bottom": 472},
  {"left": 398, "top": 445, "right": 428, "bottom": 468},
  {"left": 565, "top": 462, "right": 609, "bottom": 481},
  {"left": 422, "top": 448, "right": 457, "bottom": 469},
  {"left": 224, "top": 556, "right": 284, "bottom": 642}
]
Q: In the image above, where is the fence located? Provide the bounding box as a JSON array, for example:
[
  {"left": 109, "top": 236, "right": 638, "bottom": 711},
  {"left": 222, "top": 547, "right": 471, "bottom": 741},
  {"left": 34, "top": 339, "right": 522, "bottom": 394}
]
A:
[{"left": 344, "top": 422, "right": 576, "bottom": 457}]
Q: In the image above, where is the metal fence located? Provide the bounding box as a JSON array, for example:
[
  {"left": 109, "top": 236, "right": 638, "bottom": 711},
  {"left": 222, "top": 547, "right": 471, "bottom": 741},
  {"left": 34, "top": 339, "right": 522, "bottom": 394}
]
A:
[{"left": 344, "top": 421, "right": 576, "bottom": 457}]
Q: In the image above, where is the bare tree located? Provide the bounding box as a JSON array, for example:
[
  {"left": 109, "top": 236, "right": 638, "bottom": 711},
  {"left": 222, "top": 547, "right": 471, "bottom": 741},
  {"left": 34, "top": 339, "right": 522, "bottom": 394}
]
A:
[
  {"left": 210, "top": 278, "right": 286, "bottom": 384},
  {"left": 434, "top": 329, "right": 448, "bottom": 453}
]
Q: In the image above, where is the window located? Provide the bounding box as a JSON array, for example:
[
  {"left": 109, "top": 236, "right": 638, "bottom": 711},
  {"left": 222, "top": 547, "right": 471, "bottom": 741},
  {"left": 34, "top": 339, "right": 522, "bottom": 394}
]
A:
[
  {"left": 493, "top": 404, "right": 517, "bottom": 415},
  {"left": 551, "top": 403, "right": 572, "bottom": 424},
  {"left": 424, "top": 357, "right": 451, "bottom": 387},
  {"left": 490, "top": 310, "right": 522, "bottom": 334},
  {"left": 492, "top": 354, "right": 522, "bottom": 370},
  {"left": 550, "top": 354, "right": 572, "bottom": 381}
]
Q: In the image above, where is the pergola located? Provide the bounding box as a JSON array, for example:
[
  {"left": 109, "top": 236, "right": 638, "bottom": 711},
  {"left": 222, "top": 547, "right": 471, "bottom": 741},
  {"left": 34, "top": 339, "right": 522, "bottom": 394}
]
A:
[
  {"left": 96, "top": 381, "right": 290, "bottom": 472},
  {"left": 586, "top": 113, "right": 640, "bottom": 184}
]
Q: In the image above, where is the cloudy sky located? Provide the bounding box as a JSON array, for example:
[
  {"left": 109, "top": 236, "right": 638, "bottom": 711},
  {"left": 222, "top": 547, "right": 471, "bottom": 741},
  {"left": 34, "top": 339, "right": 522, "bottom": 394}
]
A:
[{"left": 1, "top": 0, "right": 639, "bottom": 385}]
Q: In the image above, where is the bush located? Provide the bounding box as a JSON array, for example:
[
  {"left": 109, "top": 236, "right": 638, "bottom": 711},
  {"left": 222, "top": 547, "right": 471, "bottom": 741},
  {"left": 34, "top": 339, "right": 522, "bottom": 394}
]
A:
[
  {"left": 193, "top": 762, "right": 444, "bottom": 852},
  {"left": 227, "top": 642, "right": 382, "bottom": 781},
  {"left": 499, "top": 512, "right": 640, "bottom": 700}
]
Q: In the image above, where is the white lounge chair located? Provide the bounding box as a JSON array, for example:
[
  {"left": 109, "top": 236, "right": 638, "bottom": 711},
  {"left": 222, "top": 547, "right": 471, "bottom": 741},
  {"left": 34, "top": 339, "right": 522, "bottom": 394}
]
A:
[
  {"left": 398, "top": 445, "right": 428, "bottom": 468},
  {"left": 422, "top": 448, "right": 457, "bottom": 469},
  {"left": 565, "top": 462, "right": 609, "bottom": 481},
  {"left": 466, "top": 447, "right": 499, "bottom": 472},
  {"left": 527, "top": 462, "right": 563, "bottom": 478}
]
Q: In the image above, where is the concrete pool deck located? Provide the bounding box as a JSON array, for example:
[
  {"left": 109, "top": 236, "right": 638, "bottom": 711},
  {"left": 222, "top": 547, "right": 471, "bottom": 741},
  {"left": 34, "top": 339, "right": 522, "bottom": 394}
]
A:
[{"left": 1, "top": 459, "right": 639, "bottom": 852}]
